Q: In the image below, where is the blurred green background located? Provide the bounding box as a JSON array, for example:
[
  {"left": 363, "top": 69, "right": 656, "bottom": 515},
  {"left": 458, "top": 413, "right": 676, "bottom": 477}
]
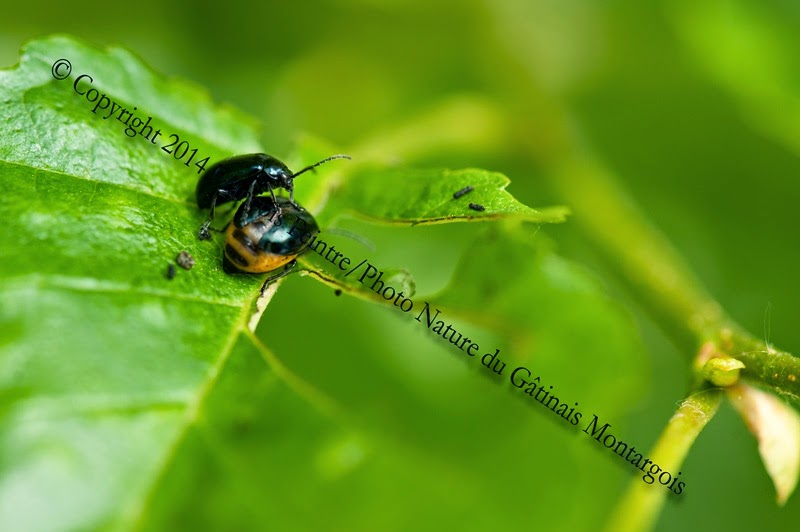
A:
[{"left": 3, "top": 0, "right": 800, "bottom": 530}]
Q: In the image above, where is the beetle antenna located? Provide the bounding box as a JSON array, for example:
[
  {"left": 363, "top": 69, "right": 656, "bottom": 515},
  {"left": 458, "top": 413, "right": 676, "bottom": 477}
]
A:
[{"left": 292, "top": 154, "right": 351, "bottom": 178}]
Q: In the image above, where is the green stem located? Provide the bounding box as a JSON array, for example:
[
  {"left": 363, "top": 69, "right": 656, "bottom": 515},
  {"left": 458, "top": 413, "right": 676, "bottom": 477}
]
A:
[
  {"left": 720, "top": 329, "right": 800, "bottom": 400},
  {"left": 604, "top": 388, "right": 723, "bottom": 532}
]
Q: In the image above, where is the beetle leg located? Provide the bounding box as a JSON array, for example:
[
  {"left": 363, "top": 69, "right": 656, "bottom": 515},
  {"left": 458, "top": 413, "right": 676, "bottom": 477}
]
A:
[
  {"left": 265, "top": 184, "right": 286, "bottom": 223},
  {"left": 259, "top": 259, "right": 297, "bottom": 296},
  {"left": 288, "top": 183, "right": 300, "bottom": 208},
  {"left": 198, "top": 192, "right": 218, "bottom": 240},
  {"left": 267, "top": 183, "right": 278, "bottom": 204},
  {"left": 267, "top": 183, "right": 283, "bottom": 225},
  {"left": 239, "top": 180, "right": 258, "bottom": 225},
  {"left": 198, "top": 222, "right": 211, "bottom": 240}
]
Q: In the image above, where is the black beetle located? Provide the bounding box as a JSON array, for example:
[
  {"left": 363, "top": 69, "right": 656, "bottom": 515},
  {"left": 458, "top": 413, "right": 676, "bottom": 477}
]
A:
[{"left": 196, "top": 153, "right": 349, "bottom": 239}]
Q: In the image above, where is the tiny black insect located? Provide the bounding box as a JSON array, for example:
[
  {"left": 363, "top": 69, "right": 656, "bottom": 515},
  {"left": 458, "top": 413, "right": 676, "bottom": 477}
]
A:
[
  {"left": 223, "top": 195, "right": 320, "bottom": 295},
  {"left": 453, "top": 185, "right": 473, "bottom": 199},
  {"left": 176, "top": 250, "right": 195, "bottom": 270},
  {"left": 196, "top": 153, "right": 350, "bottom": 240},
  {"left": 166, "top": 263, "right": 176, "bottom": 280},
  {"left": 334, "top": 289, "right": 342, "bottom": 297},
  {"left": 468, "top": 203, "right": 485, "bottom": 211}
]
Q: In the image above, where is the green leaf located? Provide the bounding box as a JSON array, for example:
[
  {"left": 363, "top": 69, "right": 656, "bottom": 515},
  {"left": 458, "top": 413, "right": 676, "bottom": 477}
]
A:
[{"left": 319, "top": 166, "right": 569, "bottom": 226}]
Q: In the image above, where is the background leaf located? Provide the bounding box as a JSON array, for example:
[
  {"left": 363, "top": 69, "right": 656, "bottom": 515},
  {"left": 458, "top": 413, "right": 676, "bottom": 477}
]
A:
[
  {"left": 318, "top": 166, "right": 569, "bottom": 226},
  {"left": 729, "top": 384, "right": 800, "bottom": 506}
]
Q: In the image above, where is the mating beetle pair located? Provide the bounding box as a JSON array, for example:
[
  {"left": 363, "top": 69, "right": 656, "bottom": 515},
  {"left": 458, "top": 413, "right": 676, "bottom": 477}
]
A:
[{"left": 196, "top": 152, "right": 349, "bottom": 290}]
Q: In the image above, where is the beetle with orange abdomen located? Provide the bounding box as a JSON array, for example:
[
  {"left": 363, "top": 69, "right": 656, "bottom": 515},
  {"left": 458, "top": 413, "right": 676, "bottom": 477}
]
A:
[{"left": 223, "top": 196, "right": 319, "bottom": 293}]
